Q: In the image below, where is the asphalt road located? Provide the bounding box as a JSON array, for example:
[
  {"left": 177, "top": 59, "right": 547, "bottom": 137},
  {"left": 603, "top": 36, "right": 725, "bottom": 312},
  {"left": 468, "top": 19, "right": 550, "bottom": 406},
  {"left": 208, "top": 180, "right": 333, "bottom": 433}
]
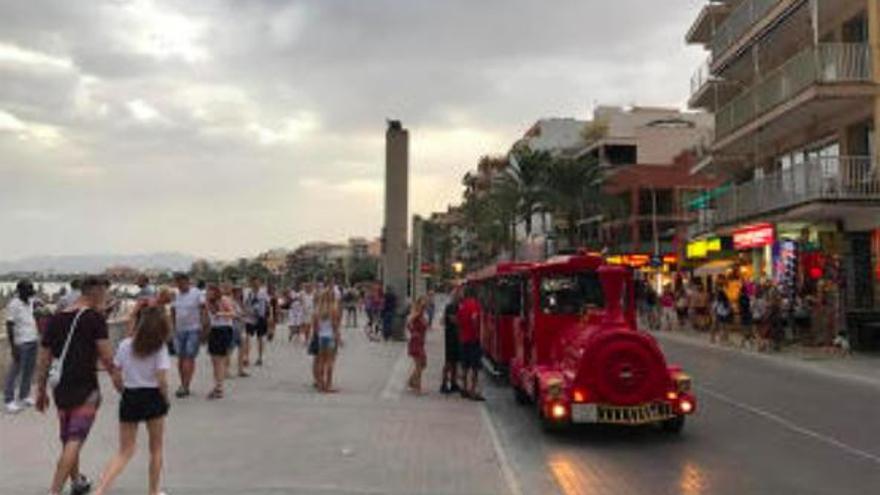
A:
[{"left": 484, "top": 333, "right": 880, "bottom": 495}]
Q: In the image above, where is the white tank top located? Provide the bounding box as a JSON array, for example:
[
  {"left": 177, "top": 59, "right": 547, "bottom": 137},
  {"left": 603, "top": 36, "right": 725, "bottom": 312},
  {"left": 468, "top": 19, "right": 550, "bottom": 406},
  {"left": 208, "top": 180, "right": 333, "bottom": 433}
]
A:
[{"left": 317, "top": 318, "right": 334, "bottom": 338}]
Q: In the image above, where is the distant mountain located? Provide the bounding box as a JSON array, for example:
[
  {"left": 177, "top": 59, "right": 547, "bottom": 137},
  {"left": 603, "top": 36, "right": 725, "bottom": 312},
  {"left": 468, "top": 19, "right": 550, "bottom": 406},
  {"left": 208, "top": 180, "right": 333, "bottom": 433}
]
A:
[{"left": 0, "top": 252, "right": 198, "bottom": 275}]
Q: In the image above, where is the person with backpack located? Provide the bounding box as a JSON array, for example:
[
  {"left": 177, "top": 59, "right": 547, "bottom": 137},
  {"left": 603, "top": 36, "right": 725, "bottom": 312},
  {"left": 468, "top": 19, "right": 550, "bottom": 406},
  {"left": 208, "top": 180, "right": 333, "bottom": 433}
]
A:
[
  {"left": 36, "top": 276, "right": 116, "bottom": 495},
  {"left": 93, "top": 306, "right": 171, "bottom": 495}
]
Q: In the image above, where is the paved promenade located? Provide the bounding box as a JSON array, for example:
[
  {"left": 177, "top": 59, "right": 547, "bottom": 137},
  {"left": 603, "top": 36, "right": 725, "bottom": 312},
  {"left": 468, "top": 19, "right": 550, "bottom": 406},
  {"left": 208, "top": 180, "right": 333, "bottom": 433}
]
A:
[{"left": 0, "top": 320, "right": 513, "bottom": 495}]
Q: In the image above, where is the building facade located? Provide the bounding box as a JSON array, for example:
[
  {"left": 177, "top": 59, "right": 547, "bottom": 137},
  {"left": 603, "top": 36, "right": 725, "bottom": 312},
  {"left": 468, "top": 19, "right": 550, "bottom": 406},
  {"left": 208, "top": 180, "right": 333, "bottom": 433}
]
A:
[
  {"left": 686, "top": 0, "right": 880, "bottom": 348},
  {"left": 578, "top": 107, "right": 717, "bottom": 274}
]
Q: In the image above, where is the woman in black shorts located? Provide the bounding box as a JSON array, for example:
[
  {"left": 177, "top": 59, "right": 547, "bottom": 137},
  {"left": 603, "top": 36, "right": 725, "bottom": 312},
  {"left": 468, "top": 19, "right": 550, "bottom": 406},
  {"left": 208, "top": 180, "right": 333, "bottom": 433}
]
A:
[
  {"left": 95, "top": 306, "right": 171, "bottom": 495},
  {"left": 205, "top": 285, "right": 236, "bottom": 400}
]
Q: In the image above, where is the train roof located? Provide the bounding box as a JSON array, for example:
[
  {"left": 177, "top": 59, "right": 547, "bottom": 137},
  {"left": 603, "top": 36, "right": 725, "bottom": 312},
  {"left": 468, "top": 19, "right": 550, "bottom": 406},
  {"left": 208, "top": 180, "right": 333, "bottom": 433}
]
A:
[
  {"left": 467, "top": 261, "right": 534, "bottom": 282},
  {"left": 467, "top": 254, "right": 613, "bottom": 281},
  {"left": 530, "top": 254, "right": 605, "bottom": 275}
]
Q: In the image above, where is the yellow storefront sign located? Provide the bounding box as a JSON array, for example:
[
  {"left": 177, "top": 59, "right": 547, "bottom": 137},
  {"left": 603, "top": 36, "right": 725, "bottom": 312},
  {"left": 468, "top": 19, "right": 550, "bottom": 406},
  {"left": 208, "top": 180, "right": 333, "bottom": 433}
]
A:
[{"left": 687, "top": 238, "right": 721, "bottom": 259}]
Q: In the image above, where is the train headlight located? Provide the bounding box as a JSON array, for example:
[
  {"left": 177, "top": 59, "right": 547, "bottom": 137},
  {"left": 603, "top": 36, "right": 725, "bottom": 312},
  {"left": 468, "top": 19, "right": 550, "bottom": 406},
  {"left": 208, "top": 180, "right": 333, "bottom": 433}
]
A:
[
  {"left": 679, "top": 399, "right": 694, "bottom": 414},
  {"left": 551, "top": 403, "right": 567, "bottom": 420}
]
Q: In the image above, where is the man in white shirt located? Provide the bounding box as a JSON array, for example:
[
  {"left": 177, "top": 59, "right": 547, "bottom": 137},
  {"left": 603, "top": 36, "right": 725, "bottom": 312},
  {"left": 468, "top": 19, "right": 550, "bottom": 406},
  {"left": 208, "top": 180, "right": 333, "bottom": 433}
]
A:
[
  {"left": 5, "top": 280, "right": 40, "bottom": 413},
  {"left": 170, "top": 273, "right": 206, "bottom": 398}
]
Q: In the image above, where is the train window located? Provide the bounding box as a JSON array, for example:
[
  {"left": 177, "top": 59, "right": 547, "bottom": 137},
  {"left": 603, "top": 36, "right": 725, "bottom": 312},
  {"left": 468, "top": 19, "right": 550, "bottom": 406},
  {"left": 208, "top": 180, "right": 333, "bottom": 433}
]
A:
[
  {"left": 539, "top": 272, "right": 604, "bottom": 315},
  {"left": 495, "top": 277, "right": 522, "bottom": 316}
]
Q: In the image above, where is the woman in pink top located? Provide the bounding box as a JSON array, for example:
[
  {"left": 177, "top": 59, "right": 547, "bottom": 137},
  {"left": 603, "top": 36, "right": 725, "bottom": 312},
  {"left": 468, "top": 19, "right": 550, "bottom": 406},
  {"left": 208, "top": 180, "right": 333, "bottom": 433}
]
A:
[{"left": 406, "top": 296, "right": 429, "bottom": 394}]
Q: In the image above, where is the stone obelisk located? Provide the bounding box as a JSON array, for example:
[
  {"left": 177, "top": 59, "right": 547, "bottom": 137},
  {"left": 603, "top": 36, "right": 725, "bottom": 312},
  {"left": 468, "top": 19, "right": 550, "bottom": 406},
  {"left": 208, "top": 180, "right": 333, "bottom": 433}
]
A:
[{"left": 382, "top": 120, "right": 409, "bottom": 338}]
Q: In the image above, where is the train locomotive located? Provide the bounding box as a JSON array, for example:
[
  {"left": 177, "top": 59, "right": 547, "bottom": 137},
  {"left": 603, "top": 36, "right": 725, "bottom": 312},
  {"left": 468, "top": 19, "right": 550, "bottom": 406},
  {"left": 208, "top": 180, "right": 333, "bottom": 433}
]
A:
[{"left": 465, "top": 253, "right": 696, "bottom": 432}]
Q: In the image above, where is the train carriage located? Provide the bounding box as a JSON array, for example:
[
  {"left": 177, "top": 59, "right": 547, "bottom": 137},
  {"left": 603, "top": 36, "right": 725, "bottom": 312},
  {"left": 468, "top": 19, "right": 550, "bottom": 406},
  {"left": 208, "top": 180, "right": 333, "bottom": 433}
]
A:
[
  {"left": 465, "top": 262, "right": 532, "bottom": 376},
  {"left": 473, "top": 253, "right": 696, "bottom": 433}
]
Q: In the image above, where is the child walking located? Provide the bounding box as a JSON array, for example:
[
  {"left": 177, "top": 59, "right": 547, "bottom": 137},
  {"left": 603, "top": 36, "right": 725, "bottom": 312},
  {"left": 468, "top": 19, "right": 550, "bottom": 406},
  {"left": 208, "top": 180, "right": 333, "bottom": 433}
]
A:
[{"left": 95, "top": 306, "right": 171, "bottom": 495}]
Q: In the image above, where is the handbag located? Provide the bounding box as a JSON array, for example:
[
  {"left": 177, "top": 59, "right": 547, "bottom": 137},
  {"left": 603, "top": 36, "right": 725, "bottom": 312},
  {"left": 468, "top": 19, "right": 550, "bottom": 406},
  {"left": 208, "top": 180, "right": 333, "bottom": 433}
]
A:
[{"left": 48, "top": 308, "right": 87, "bottom": 389}]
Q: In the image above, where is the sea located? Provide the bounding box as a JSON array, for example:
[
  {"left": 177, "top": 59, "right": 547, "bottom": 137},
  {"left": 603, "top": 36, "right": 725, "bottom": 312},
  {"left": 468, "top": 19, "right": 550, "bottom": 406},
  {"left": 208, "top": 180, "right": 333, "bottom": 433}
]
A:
[{"left": 0, "top": 281, "right": 140, "bottom": 298}]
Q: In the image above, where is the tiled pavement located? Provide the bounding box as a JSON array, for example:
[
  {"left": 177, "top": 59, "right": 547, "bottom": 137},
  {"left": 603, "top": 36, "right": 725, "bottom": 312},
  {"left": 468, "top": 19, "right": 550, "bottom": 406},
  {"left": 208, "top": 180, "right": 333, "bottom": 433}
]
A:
[{"left": 0, "top": 318, "right": 513, "bottom": 495}]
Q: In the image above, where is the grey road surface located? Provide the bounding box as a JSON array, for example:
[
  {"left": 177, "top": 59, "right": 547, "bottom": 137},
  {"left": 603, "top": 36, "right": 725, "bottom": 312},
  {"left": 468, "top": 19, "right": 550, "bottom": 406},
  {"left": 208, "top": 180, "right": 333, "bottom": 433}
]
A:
[{"left": 483, "top": 332, "right": 880, "bottom": 495}]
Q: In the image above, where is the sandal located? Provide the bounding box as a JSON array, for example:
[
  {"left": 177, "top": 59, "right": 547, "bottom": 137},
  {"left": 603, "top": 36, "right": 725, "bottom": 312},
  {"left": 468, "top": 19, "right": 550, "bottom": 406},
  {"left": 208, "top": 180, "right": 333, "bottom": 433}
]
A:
[{"left": 207, "top": 388, "right": 223, "bottom": 400}]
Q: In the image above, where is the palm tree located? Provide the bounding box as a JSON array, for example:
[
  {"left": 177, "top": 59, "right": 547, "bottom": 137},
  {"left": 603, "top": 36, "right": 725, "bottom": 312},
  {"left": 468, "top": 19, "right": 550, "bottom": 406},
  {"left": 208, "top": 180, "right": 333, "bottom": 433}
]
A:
[
  {"left": 505, "top": 145, "right": 552, "bottom": 239},
  {"left": 488, "top": 175, "right": 521, "bottom": 259},
  {"left": 542, "top": 155, "right": 604, "bottom": 249}
]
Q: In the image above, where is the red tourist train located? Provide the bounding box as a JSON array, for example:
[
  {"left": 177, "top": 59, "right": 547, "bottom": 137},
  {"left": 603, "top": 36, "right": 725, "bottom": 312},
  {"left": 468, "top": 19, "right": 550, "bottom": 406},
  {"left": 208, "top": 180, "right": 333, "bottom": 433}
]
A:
[{"left": 465, "top": 253, "right": 696, "bottom": 432}]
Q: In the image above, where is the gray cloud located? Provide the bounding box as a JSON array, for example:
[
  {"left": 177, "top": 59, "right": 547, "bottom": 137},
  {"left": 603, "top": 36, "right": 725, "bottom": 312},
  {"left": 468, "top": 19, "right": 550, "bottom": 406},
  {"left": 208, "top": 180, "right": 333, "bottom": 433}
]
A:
[{"left": 0, "top": 0, "right": 706, "bottom": 260}]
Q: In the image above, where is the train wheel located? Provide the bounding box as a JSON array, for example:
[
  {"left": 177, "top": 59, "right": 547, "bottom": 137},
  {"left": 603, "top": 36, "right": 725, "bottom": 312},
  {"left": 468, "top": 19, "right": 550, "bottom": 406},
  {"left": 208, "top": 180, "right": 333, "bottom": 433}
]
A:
[
  {"left": 661, "top": 416, "right": 685, "bottom": 434},
  {"left": 513, "top": 385, "right": 530, "bottom": 405}
]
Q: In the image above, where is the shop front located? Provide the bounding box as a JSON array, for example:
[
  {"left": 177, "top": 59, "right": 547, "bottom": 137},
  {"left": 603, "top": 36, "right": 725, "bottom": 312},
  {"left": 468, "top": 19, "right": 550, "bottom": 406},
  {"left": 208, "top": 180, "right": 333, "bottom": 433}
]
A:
[{"left": 605, "top": 253, "right": 679, "bottom": 293}]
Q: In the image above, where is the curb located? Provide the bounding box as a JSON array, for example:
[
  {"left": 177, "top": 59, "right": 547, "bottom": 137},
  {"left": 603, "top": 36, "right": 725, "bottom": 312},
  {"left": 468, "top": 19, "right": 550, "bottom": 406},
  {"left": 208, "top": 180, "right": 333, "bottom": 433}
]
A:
[{"left": 654, "top": 331, "right": 880, "bottom": 390}]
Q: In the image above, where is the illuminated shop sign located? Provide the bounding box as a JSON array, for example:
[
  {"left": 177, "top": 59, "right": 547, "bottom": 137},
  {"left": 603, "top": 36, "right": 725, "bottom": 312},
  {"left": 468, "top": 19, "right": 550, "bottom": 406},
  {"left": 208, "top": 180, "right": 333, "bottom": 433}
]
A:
[
  {"left": 606, "top": 254, "right": 650, "bottom": 268},
  {"left": 686, "top": 237, "right": 722, "bottom": 259},
  {"left": 734, "top": 224, "right": 775, "bottom": 250}
]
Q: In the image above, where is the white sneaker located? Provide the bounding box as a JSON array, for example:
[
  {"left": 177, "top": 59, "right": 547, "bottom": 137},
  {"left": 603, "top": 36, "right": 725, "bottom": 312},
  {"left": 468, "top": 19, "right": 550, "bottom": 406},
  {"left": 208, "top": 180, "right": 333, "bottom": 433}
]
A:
[
  {"left": 22, "top": 397, "right": 36, "bottom": 408},
  {"left": 4, "top": 401, "right": 22, "bottom": 414}
]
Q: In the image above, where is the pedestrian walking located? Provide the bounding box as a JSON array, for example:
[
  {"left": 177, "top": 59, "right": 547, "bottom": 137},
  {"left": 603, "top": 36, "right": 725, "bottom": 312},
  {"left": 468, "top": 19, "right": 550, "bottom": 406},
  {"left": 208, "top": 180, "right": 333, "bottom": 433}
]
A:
[
  {"left": 457, "top": 289, "right": 484, "bottom": 401},
  {"left": 55, "top": 279, "right": 81, "bottom": 313},
  {"left": 36, "top": 276, "right": 115, "bottom": 495},
  {"left": 312, "top": 290, "right": 341, "bottom": 393},
  {"left": 711, "top": 288, "right": 733, "bottom": 344},
  {"left": 364, "top": 285, "right": 383, "bottom": 341},
  {"left": 287, "top": 284, "right": 307, "bottom": 343},
  {"left": 752, "top": 287, "right": 769, "bottom": 352},
  {"left": 302, "top": 282, "right": 316, "bottom": 338},
  {"left": 94, "top": 306, "right": 171, "bottom": 495},
  {"left": 243, "top": 277, "right": 273, "bottom": 367},
  {"left": 4, "top": 280, "right": 40, "bottom": 413},
  {"left": 739, "top": 288, "right": 755, "bottom": 349},
  {"left": 230, "top": 286, "right": 249, "bottom": 377},
  {"left": 675, "top": 286, "right": 689, "bottom": 330},
  {"left": 440, "top": 289, "right": 461, "bottom": 394},
  {"left": 267, "top": 284, "right": 280, "bottom": 343},
  {"left": 381, "top": 286, "right": 398, "bottom": 341},
  {"left": 135, "top": 274, "right": 156, "bottom": 303},
  {"left": 406, "top": 296, "right": 429, "bottom": 394},
  {"left": 205, "top": 285, "right": 236, "bottom": 399},
  {"left": 170, "top": 273, "right": 206, "bottom": 398},
  {"left": 425, "top": 290, "right": 436, "bottom": 328},
  {"left": 659, "top": 285, "right": 675, "bottom": 332},
  {"left": 343, "top": 287, "right": 358, "bottom": 328}
]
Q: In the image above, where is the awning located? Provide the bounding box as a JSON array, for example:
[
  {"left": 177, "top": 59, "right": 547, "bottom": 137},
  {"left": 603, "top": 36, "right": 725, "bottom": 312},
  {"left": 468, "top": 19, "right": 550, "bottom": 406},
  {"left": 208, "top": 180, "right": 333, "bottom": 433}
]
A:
[{"left": 693, "top": 259, "right": 735, "bottom": 277}]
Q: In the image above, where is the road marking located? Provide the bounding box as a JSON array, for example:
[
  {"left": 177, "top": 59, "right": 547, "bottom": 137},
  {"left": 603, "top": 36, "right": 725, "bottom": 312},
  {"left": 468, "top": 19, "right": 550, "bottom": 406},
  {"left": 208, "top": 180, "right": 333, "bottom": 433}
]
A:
[
  {"left": 700, "top": 386, "right": 880, "bottom": 466},
  {"left": 380, "top": 347, "right": 410, "bottom": 400},
  {"left": 480, "top": 405, "right": 524, "bottom": 495}
]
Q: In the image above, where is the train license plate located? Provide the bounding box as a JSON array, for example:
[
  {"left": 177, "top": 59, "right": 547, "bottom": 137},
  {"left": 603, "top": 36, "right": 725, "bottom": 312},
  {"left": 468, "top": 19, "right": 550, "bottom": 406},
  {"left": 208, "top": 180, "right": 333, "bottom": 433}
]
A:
[{"left": 571, "top": 404, "right": 598, "bottom": 423}]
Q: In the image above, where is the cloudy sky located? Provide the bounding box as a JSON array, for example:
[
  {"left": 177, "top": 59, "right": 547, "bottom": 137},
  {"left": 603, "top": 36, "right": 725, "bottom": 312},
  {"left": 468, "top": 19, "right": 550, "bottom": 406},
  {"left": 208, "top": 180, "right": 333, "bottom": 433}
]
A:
[{"left": 0, "top": 0, "right": 706, "bottom": 261}]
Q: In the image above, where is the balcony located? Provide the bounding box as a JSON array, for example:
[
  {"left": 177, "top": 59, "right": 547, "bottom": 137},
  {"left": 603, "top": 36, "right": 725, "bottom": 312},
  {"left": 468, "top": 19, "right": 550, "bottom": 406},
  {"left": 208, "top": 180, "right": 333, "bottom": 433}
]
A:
[
  {"left": 715, "top": 43, "right": 873, "bottom": 141},
  {"left": 686, "top": 1, "right": 734, "bottom": 45},
  {"left": 713, "top": 156, "right": 880, "bottom": 226},
  {"left": 711, "top": 0, "right": 782, "bottom": 61}
]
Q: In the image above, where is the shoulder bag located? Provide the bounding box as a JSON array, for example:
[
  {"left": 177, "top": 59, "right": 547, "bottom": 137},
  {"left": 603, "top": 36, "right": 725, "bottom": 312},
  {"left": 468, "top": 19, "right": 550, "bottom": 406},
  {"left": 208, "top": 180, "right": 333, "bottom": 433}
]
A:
[{"left": 48, "top": 308, "right": 87, "bottom": 389}]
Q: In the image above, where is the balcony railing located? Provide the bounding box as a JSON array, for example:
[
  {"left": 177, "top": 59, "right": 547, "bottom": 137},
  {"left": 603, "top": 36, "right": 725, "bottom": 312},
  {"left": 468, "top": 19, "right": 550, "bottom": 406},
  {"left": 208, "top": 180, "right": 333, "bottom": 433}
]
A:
[
  {"left": 714, "top": 156, "right": 880, "bottom": 225},
  {"left": 690, "top": 56, "right": 715, "bottom": 99},
  {"left": 711, "top": 0, "right": 780, "bottom": 59},
  {"left": 716, "top": 43, "right": 872, "bottom": 139}
]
